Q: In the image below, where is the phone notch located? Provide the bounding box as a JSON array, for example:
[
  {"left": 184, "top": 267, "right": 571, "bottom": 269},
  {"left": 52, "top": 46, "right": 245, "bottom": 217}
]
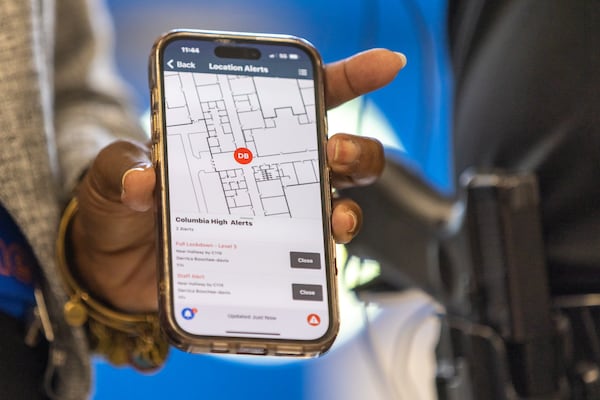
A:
[{"left": 214, "top": 45, "right": 261, "bottom": 60}]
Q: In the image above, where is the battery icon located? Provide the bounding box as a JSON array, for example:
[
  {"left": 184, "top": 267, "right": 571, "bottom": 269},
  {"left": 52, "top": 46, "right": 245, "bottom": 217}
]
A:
[{"left": 289, "top": 53, "right": 299, "bottom": 60}]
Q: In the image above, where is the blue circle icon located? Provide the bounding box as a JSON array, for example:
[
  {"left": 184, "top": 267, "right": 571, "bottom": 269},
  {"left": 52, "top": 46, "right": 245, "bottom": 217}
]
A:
[{"left": 181, "top": 307, "right": 196, "bottom": 320}]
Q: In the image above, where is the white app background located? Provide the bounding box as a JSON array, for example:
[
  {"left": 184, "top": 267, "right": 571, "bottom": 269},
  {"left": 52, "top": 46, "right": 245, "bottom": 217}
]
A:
[{"left": 163, "top": 70, "right": 330, "bottom": 340}]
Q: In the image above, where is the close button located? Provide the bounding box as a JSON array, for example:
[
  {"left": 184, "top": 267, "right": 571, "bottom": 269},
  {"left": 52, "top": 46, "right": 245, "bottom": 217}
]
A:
[
  {"left": 292, "top": 284, "right": 323, "bottom": 301},
  {"left": 290, "top": 252, "right": 321, "bottom": 269}
]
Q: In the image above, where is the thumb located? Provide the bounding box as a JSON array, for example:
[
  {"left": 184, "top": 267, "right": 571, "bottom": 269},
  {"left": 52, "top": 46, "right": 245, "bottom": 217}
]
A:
[{"left": 84, "top": 140, "right": 155, "bottom": 212}]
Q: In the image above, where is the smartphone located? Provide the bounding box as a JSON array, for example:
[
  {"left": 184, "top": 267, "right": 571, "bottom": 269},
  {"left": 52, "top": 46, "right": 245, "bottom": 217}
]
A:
[{"left": 149, "top": 30, "right": 338, "bottom": 357}]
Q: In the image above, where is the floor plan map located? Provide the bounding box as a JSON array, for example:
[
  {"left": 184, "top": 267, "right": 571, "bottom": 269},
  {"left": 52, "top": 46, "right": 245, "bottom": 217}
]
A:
[{"left": 164, "top": 71, "right": 322, "bottom": 220}]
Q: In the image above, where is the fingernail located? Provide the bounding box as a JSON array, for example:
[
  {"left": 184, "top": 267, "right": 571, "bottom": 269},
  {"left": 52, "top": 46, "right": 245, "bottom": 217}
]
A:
[
  {"left": 334, "top": 138, "right": 361, "bottom": 165},
  {"left": 121, "top": 164, "right": 151, "bottom": 196},
  {"left": 345, "top": 210, "right": 358, "bottom": 235},
  {"left": 394, "top": 52, "right": 407, "bottom": 67}
]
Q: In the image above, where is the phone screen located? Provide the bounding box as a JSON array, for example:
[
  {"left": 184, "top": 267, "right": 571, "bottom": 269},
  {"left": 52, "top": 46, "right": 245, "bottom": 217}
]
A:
[{"left": 158, "top": 36, "right": 333, "bottom": 342}]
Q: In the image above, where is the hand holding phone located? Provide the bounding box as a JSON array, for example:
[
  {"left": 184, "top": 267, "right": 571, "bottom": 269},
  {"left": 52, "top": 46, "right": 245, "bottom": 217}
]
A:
[{"left": 149, "top": 30, "right": 337, "bottom": 356}]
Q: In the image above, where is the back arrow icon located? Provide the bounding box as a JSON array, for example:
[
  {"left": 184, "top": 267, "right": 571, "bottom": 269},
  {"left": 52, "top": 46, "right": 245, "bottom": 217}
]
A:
[{"left": 167, "top": 59, "right": 174, "bottom": 69}]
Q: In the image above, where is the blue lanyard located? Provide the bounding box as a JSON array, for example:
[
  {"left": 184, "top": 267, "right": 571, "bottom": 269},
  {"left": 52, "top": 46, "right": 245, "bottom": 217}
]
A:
[{"left": 0, "top": 205, "right": 36, "bottom": 319}]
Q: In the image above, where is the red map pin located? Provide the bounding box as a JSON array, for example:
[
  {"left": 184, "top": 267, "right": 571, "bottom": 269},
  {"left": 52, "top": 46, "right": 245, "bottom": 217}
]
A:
[{"left": 234, "top": 147, "right": 253, "bottom": 165}]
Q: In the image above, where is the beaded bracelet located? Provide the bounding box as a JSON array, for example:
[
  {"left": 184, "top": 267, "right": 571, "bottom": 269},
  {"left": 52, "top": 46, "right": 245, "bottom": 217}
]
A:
[{"left": 56, "top": 197, "right": 168, "bottom": 370}]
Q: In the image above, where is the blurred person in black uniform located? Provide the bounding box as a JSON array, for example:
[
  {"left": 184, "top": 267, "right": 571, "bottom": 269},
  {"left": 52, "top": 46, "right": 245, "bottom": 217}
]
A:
[
  {"left": 348, "top": 1, "right": 599, "bottom": 398},
  {"left": 447, "top": 0, "right": 599, "bottom": 397},
  {"left": 448, "top": 2, "right": 599, "bottom": 396},
  {"left": 448, "top": 0, "right": 600, "bottom": 296},
  {"left": 446, "top": 1, "right": 599, "bottom": 396}
]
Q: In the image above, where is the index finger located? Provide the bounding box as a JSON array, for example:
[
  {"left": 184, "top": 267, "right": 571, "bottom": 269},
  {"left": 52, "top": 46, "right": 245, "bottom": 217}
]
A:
[{"left": 325, "top": 49, "right": 407, "bottom": 109}]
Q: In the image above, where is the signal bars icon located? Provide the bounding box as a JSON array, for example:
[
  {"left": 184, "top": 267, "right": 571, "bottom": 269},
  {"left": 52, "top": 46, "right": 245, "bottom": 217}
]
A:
[{"left": 268, "top": 53, "right": 300, "bottom": 60}]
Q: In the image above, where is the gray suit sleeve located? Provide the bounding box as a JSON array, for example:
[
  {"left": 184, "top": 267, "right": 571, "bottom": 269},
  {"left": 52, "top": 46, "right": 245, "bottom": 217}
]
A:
[{"left": 53, "top": 0, "right": 147, "bottom": 196}]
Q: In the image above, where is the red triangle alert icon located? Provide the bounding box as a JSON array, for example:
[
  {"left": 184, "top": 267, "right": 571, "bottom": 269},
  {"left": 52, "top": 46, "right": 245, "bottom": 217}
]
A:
[{"left": 307, "top": 313, "right": 321, "bottom": 326}]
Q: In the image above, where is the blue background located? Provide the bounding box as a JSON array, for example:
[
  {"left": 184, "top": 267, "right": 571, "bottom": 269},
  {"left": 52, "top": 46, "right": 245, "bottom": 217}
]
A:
[{"left": 94, "top": 0, "right": 451, "bottom": 398}]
